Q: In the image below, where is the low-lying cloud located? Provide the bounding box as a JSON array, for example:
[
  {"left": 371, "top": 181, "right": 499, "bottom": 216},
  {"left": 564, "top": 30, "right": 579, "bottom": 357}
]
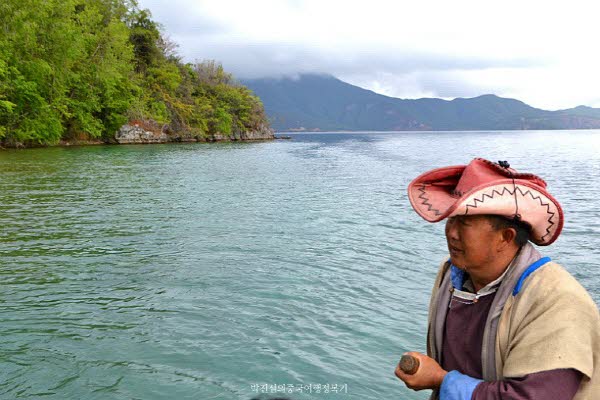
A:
[{"left": 139, "top": 0, "right": 600, "bottom": 109}]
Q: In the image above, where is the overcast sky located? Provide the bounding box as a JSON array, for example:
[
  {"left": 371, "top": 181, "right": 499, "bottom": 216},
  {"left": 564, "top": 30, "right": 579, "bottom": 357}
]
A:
[{"left": 138, "top": 0, "right": 600, "bottom": 110}]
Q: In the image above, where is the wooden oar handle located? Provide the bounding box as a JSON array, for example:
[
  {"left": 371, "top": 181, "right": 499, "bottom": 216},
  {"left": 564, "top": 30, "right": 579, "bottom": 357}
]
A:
[{"left": 399, "top": 355, "right": 420, "bottom": 375}]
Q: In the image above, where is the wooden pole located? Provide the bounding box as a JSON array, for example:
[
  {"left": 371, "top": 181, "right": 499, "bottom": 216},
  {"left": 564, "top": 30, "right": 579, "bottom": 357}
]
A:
[{"left": 399, "top": 355, "right": 420, "bottom": 375}]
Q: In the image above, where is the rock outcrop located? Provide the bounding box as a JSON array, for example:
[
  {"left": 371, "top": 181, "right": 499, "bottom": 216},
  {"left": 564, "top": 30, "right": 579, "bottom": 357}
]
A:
[
  {"left": 207, "top": 124, "right": 275, "bottom": 142},
  {"left": 115, "top": 123, "right": 169, "bottom": 144},
  {"left": 115, "top": 121, "right": 274, "bottom": 144}
]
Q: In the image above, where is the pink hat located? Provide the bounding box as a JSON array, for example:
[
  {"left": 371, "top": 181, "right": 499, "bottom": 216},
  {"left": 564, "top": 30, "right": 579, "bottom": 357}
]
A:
[{"left": 407, "top": 158, "right": 564, "bottom": 245}]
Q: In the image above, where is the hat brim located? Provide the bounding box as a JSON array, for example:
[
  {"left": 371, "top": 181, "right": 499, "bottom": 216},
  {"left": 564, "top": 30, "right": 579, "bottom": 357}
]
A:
[
  {"left": 408, "top": 164, "right": 466, "bottom": 222},
  {"left": 408, "top": 168, "right": 564, "bottom": 246}
]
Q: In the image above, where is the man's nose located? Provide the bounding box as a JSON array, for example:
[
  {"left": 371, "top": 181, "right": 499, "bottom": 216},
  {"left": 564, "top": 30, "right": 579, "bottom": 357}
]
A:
[{"left": 445, "top": 219, "right": 459, "bottom": 240}]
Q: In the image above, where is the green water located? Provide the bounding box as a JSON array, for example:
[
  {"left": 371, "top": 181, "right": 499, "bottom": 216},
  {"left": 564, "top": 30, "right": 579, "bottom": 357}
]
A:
[{"left": 1, "top": 131, "right": 599, "bottom": 399}]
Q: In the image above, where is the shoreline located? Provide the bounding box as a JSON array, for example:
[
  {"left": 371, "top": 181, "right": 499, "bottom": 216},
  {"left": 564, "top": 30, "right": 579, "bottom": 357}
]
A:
[
  {"left": 276, "top": 128, "right": 600, "bottom": 134},
  {"left": 1, "top": 124, "right": 276, "bottom": 150},
  {"left": 0, "top": 137, "right": 276, "bottom": 150}
]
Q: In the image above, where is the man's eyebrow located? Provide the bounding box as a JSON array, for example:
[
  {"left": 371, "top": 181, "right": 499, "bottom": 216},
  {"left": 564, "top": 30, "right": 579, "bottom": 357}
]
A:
[{"left": 456, "top": 216, "right": 471, "bottom": 225}]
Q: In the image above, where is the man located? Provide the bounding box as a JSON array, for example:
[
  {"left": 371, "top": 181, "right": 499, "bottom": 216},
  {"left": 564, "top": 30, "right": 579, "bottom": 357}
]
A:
[{"left": 394, "top": 158, "right": 600, "bottom": 399}]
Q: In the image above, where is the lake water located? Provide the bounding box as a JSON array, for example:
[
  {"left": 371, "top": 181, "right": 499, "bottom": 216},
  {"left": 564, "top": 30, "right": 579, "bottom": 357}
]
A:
[{"left": 1, "top": 130, "right": 600, "bottom": 399}]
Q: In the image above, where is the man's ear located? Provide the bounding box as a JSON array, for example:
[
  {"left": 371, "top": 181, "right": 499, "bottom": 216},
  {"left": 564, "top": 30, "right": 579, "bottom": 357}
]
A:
[{"left": 499, "top": 227, "right": 517, "bottom": 249}]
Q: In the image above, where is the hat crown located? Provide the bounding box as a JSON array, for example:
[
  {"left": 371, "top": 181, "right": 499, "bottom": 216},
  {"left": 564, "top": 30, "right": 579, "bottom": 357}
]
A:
[{"left": 454, "top": 158, "right": 546, "bottom": 196}]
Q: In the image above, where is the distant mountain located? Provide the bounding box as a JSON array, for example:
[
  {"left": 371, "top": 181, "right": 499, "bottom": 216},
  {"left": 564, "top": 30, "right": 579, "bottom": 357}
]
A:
[{"left": 242, "top": 74, "right": 600, "bottom": 131}]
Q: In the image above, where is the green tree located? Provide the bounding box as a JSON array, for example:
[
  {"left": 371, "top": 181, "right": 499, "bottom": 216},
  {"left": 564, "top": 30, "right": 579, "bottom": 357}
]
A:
[{"left": 0, "top": 0, "right": 270, "bottom": 147}]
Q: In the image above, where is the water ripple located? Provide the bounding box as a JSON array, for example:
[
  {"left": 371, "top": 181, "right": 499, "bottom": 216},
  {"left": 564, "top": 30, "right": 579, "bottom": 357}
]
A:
[{"left": 1, "top": 132, "right": 599, "bottom": 399}]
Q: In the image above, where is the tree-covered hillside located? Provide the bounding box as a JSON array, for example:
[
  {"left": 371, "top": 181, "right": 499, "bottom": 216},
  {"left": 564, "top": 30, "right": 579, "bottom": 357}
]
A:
[{"left": 0, "top": 0, "right": 269, "bottom": 147}]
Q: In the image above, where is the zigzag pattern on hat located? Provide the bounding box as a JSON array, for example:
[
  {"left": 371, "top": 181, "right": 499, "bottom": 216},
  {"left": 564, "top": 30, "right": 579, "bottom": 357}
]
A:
[
  {"left": 418, "top": 184, "right": 442, "bottom": 216},
  {"left": 463, "top": 186, "right": 556, "bottom": 242}
]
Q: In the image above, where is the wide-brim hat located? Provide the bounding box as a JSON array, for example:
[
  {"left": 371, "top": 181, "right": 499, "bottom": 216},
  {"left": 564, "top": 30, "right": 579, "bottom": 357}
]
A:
[{"left": 407, "top": 158, "right": 563, "bottom": 245}]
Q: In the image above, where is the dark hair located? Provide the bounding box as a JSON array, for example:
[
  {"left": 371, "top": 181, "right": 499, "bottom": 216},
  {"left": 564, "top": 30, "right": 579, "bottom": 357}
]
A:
[{"left": 487, "top": 215, "right": 531, "bottom": 247}]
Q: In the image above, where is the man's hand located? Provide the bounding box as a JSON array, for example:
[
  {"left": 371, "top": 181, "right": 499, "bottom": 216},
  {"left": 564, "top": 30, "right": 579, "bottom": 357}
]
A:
[{"left": 394, "top": 352, "right": 448, "bottom": 391}]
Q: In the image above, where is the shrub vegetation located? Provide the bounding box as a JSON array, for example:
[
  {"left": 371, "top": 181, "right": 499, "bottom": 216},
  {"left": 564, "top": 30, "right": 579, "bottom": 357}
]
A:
[{"left": 0, "top": 0, "right": 269, "bottom": 146}]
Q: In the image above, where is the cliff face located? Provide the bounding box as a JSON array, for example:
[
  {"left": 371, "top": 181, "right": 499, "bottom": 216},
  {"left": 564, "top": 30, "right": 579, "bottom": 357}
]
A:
[
  {"left": 114, "top": 121, "right": 274, "bottom": 144},
  {"left": 115, "top": 124, "right": 169, "bottom": 144}
]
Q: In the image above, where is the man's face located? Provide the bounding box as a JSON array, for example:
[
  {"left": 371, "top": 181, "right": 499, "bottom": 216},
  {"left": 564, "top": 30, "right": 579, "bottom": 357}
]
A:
[{"left": 445, "top": 215, "right": 501, "bottom": 271}]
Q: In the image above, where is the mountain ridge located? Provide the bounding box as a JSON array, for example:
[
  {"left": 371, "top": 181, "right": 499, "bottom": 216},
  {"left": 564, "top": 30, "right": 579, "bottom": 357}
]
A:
[{"left": 241, "top": 74, "right": 600, "bottom": 131}]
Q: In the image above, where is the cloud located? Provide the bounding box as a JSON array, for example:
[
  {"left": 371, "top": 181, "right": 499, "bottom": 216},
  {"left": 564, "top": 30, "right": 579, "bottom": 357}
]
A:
[
  {"left": 172, "top": 38, "right": 541, "bottom": 79},
  {"left": 338, "top": 70, "right": 495, "bottom": 101},
  {"left": 137, "top": 0, "right": 600, "bottom": 110},
  {"left": 140, "top": 0, "right": 228, "bottom": 36}
]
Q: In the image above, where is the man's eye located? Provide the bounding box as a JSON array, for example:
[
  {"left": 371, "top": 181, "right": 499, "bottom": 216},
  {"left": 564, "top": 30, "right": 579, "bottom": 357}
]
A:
[{"left": 456, "top": 217, "right": 469, "bottom": 226}]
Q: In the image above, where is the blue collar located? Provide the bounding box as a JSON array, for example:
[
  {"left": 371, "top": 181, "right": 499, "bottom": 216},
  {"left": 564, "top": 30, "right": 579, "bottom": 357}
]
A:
[
  {"left": 448, "top": 256, "right": 553, "bottom": 295},
  {"left": 450, "top": 264, "right": 467, "bottom": 290}
]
